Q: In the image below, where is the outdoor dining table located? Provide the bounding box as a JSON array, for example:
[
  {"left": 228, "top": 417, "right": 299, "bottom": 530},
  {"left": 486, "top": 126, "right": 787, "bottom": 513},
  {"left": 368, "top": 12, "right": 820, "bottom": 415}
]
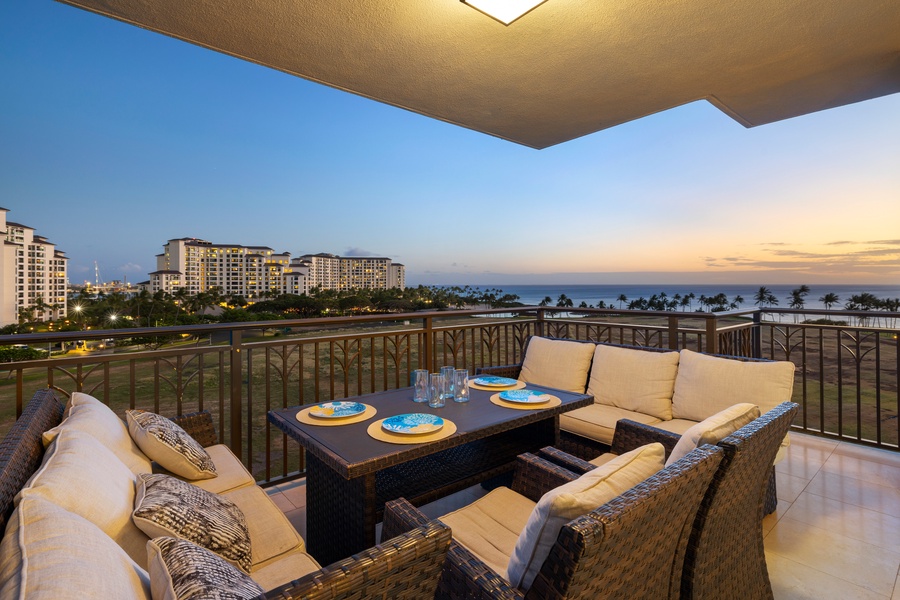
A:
[{"left": 268, "top": 382, "right": 593, "bottom": 565}]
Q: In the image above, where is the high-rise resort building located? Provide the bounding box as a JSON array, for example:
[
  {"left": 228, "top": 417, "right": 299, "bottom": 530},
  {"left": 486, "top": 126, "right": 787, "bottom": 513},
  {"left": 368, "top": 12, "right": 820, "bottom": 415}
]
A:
[
  {"left": 150, "top": 239, "right": 405, "bottom": 299},
  {"left": 0, "top": 208, "right": 68, "bottom": 327}
]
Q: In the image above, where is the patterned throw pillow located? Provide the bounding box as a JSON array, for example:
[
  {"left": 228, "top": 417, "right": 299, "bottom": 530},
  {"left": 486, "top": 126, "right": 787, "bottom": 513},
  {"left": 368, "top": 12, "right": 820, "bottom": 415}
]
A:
[
  {"left": 147, "top": 537, "right": 264, "bottom": 600},
  {"left": 133, "top": 473, "right": 252, "bottom": 574},
  {"left": 127, "top": 410, "right": 217, "bottom": 480}
]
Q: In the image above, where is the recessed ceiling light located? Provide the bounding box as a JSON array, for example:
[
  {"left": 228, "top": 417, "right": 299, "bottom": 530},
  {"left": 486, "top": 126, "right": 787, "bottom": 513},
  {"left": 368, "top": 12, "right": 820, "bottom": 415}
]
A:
[{"left": 461, "top": 0, "right": 549, "bottom": 25}]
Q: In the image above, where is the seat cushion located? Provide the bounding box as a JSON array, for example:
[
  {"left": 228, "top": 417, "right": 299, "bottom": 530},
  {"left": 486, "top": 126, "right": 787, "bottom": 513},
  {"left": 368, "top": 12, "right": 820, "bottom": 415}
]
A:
[
  {"left": 665, "top": 403, "right": 760, "bottom": 466},
  {"left": 41, "top": 392, "right": 152, "bottom": 474},
  {"left": 154, "top": 444, "right": 255, "bottom": 494},
  {"left": 0, "top": 496, "right": 151, "bottom": 599},
  {"left": 250, "top": 548, "right": 322, "bottom": 592},
  {"left": 560, "top": 404, "right": 662, "bottom": 445},
  {"left": 587, "top": 452, "right": 617, "bottom": 467},
  {"left": 439, "top": 487, "right": 537, "bottom": 578},
  {"left": 221, "top": 484, "right": 306, "bottom": 567},
  {"left": 587, "top": 345, "right": 680, "bottom": 420},
  {"left": 672, "top": 349, "right": 795, "bottom": 421},
  {"left": 653, "top": 418, "right": 697, "bottom": 435},
  {"left": 133, "top": 473, "right": 252, "bottom": 574},
  {"left": 519, "top": 337, "right": 595, "bottom": 393},
  {"left": 17, "top": 428, "right": 151, "bottom": 568},
  {"left": 507, "top": 443, "right": 666, "bottom": 591},
  {"left": 147, "top": 537, "right": 264, "bottom": 600},
  {"left": 127, "top": 410, "right": 217, "bottom": 480}
]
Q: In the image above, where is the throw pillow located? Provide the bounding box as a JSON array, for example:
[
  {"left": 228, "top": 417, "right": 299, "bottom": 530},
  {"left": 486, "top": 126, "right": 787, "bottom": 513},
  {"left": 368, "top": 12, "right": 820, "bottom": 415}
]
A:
[
  {"left": 665, "top": 403, "right": 761, "bottom": 467},
  {"left": 506, "top": 442, "right": 665, "bottom": 591},
  {"left": 586, "top": 344, "right": 680, "bottom": 420},
  {"left": 133, "top": 473, "right": 252, "bottom": 574},
  {"left": 519, "top": 337, "right": 595, "bottom": 393},
  {"left": 127, "top": 410, "right": 217, "bottom": 480},
  {"left": 147, "top": 537, "right": 263, "bottom": 600}
]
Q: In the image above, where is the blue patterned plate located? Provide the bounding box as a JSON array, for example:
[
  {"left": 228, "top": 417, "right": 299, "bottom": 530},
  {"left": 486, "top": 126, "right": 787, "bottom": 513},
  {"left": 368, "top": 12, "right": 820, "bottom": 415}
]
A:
[
  {"left": 309, "top": 401, "right": 366, "bottom": 419},
  {"left": 382, "top": 413, "right": 444, "bottom": 435},
  {"left": 498, "top": 390, "right": 551, "bottom": 404},
  {"left": 473, "top": 376, "right": 518, "bottom": 387}
]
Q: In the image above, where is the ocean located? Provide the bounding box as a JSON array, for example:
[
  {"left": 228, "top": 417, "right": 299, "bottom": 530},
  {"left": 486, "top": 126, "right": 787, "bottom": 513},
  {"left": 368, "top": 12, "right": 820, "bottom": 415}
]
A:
[{"left": 464, "top": 284, "right": 900, "bottom": 312}]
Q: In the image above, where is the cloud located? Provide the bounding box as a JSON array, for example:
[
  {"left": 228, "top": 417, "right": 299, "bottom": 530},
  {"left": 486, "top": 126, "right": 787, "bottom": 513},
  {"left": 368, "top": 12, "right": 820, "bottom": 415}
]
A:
[
  {"left": 343, "top": 247, "right": 378, "bottom": 257},
  {"left": 118, "top": 262, "right": 143, "bottom": 273}
]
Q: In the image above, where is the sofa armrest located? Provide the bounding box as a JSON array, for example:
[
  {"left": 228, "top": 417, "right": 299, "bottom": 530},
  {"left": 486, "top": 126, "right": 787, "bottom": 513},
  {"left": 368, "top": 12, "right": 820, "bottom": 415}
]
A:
[
  {"left": 169, "top": 411, "right": 218, "bottom": 448},
  {"left": 510, "top": 453, "right": 580, "bottom": 502},
  {"left": 382, "top": 497, "right": 432, "bottom": 541},
  {"left": 611, "top": 420, "right": 681, "bottom": 459},
  {"left": 537, "top": 446, "right": 597, "bottom": 475},
  {"left": 474, "top": 364, "right": 523, "bottom": 379}
]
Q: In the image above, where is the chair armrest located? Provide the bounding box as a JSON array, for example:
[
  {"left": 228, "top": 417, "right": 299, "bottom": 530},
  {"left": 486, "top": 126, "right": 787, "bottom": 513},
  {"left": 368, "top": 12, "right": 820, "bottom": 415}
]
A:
[
  {"left": 511, "top": 453, "right": 580, "bottom": 502},
  {"left": 537, "top": 446, "right": 597, "bottom": 475},
  {"left": 474, "top": 364, "right": 523, "bottom": 379},
  {"left": 169, "top": 411, "right": 218, "bottom": 448},
  {"left": 382, "top": 497, "right": 431, "bottom": 541},
  {"left": 610, "top": 420, "right": 681, "bottom": 459}
]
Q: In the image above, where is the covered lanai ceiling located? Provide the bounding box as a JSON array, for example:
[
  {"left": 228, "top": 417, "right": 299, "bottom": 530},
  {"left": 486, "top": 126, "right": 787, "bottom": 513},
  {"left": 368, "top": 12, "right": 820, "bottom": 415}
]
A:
[{"left": 56, "top": 0, "right": 900, "bottom": 149}]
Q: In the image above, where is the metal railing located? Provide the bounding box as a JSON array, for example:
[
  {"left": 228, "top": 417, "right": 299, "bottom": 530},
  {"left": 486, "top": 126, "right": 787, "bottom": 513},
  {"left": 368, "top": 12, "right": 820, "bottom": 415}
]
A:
[{"left": 1, "top": 306, "right": 897, "bottom": 485}]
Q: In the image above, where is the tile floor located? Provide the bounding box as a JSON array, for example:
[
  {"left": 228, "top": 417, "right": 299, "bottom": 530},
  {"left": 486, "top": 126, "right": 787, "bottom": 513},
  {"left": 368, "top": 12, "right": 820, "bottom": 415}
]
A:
[{"left": 266, "top": 432, "right": 900, "bottom": 598}]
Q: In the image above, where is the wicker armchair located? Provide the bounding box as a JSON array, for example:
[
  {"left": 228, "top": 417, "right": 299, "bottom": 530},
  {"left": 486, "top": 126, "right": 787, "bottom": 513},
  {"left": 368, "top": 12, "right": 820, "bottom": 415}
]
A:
[{"left": 383, "top": 446, "right": 723, "bottom": 600}]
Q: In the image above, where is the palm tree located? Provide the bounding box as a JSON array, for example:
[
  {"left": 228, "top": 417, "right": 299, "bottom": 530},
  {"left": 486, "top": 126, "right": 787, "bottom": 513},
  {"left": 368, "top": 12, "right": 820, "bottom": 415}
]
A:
[
  {"left": 819, "top": 293, "right": 840, "bottom": 311},
  {"left": 538, "top": 296, "right": 552, "bottom": 307},
  {"left": 753, "top": 286, "right": 772, "bottom": 308},
  {"left": 556, "top": 294, "right": 573, "bottom": 308},
  {"left": 616, "top": 294, "right": 627, "bottom": 309}
]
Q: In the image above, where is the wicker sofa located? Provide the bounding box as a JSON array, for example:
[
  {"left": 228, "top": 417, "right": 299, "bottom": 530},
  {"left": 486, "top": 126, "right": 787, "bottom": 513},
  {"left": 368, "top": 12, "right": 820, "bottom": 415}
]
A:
[{"left": 0, "top": 389, "right": 450, "bottom": 599}]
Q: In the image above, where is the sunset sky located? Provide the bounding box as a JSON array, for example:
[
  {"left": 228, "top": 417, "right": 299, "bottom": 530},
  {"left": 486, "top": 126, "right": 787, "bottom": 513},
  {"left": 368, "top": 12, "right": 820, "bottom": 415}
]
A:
[{"left": 2, "top": 2, "right": 898, "bottom": 286}]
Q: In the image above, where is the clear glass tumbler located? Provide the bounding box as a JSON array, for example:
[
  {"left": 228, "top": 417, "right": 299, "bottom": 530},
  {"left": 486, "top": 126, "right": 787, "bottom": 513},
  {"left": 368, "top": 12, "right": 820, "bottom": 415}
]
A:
[
  {"left": 441, "top": 366, "right": 456, "bottom": 401},
  {"left": 413, "top": 369, "right": 429, "bottom": 403},
  {"left": 428, "top": 373, "right": 446, "bottom": 408},
  {"left": 453, "top": 369, "right": 469, "bottom": 403}
]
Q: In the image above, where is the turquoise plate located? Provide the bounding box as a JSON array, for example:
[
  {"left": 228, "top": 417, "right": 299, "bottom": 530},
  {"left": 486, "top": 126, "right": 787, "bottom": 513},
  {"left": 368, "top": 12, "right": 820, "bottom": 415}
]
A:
[
  {"left": 382, "top": 413, "right": 444, "bottom": 435},
  {"left": 498, "top": 390, "right": 550, "bottom": 404},
  {"left": 309, "top": 401, "right": 366, "bottom": 418},
  {"left": 473, "top": 376, "right": 518, "bottom": 387}
]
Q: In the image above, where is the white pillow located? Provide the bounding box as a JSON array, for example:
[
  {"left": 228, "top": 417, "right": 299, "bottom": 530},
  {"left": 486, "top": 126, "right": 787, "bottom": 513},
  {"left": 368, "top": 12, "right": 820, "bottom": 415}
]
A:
[
  {"left": 42, "top": 392, "right": 152, "bottom": 474},
  {"left": 665, "top": 403, "right": 760, "bottom": 467},
  {"left": 0, "top": 497, "right": 151, "bottom": 599},
  {"left": 147, "top": 537, "right": 263, "bottom": 600},
  {"left": 127, "top": 410, "right": 217, "bottom": 480},
  {"left": 519, "top": 337, "right": 595, "bottom": 393},
  {"left": 672, "top": 349, "right": 795, "bottom": 421},
  {"left": 506, "top": 442, "right": 665, "bottom": 591},
  {"left": 587, "top": 344, "right": 680, "bottom": 420}
]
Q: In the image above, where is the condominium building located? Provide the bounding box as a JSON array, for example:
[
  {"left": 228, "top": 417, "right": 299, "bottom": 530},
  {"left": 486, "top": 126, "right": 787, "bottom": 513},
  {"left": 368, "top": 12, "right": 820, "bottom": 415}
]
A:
[
  {"left": 0, "top": 208, "right": 68, "bottom": 327},
  {"left": 149, "top": 239, "right": 405, "bottom": 299}
]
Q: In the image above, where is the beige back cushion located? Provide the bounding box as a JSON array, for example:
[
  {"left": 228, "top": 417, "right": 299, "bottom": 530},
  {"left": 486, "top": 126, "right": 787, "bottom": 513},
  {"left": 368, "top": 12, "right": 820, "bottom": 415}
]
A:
[
  {"left": 519, "top": 337, "right": 595, "bottom": 393},
  {"left": 506, "top": 442, "right": 665, "bottom": 591},
  {"left": 672, "top": 349, "right": 795, "bottom": 421},
  {"left": 665, "top": 403, "right": 761, "bottom": 466},
  {"left": 587, "top": 345, "right": 680, "bottom": 420}
]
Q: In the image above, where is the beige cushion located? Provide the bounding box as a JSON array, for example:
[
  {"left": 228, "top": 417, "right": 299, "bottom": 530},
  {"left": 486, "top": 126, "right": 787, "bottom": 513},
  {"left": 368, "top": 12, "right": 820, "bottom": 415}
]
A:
[
  {"left": 250, "top": 548, "right": 322, "bottom": 591},
  {"left": 147, "top": 537, "right": 264, "bottom": 600},
  {"left": 17, "top": 428, "right": 151, "bottom": 568},
  {"left": 653, "top": 419, "right": 697, "bottom": 435},
  {"left": 519, "top": 337, "right": 595, "bottom": 393},
  {"left": 560, "top": 404, "right": 662, "bottom": 445},
  {"left": 588, "top": 452, "right": 617, "bottom": 467},
  {"left": 127, "top": 410, "right": 217, "bottom": 480},
  {"left": 133, "top": 474, "right": 252, "bottom": 574},
  {"left": 0, "top": 496, "right": 151, "bottom": 599},
  {"left": 587, "top": 345, "right": 680, "bottom": 420},
  {"left": 42, "top": 392, "right": 152, "bottom": 474},
  {"left": 222, "top": 484, "right": 306, "bottom": 566},
  {"left": 507, "top": 443, "right": 666, "bottom": 590},
  {"left": 672, "top": 349, "right": 795, "bottom": 421},
  {"left": 154, "top": 444, "right": 255, "bottom": 494},
  {"left": 439, "top": 487, "right": 537, "bottom": 577},
  {"left": 665, "top": 403, "right": 760, "bottom": 467}
]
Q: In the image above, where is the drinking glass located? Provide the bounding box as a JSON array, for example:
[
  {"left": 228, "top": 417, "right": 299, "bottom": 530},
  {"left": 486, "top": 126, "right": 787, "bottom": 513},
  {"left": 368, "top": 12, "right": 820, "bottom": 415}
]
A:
[
  {"left": 441, "top": 366, "right": 456, "bottom": 401},
  {"left": 453, "top": 369, "right": 469, "bottom": 403},
  {"left": 428, "top": 373, "right": 446, "bottom": 408},
  {"left": 413, "top": 369, "right": 429, "bottom": 403}
]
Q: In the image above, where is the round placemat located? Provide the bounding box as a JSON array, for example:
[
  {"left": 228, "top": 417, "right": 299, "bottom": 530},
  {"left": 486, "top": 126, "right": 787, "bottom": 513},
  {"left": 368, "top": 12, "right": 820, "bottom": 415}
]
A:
[
  {"left": 296, "top": 404, "right": 377, "bottom": 426},
  {"left": 367, "top": 417, "right": 458, "bottom": 444},
  {"left": 468, "top": 380, "right": 526, "bottom": 392},
  {"left": 489, "top": 393, "right": 561, "bottom": 410}
]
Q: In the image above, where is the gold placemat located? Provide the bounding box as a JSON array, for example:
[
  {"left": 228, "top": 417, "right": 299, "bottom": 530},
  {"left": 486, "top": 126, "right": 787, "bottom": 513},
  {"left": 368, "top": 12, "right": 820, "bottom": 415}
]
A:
[
  {"left": 468, "top": 380, "right": 526, "bottom": 392},
  {"left": 296, "top": 404, "right": 377, "bottom": 426},
  {"left": 489, "top": 393, "right": 561, "bottom": 410},
  {"left": 367, "top": 417, "right": 458, "bottom": 444}
]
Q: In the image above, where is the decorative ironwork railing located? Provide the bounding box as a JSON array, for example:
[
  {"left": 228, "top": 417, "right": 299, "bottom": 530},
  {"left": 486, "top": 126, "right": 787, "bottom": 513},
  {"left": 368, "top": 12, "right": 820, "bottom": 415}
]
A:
[{"left": 1, "top": 306, "right": 897, "bottom": 484}]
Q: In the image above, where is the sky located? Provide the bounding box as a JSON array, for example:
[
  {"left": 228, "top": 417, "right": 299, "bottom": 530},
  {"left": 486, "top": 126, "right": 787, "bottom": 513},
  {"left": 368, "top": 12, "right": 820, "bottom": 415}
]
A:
[{"left": 1, "top": 2, "right": 899, "bottom": 288}]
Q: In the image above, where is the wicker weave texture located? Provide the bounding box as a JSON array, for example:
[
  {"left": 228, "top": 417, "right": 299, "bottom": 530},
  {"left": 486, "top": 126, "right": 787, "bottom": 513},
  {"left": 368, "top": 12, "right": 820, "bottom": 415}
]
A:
[
  {"left": 474, "top": 364, "right": 523, "bottom": 379},
  {"left": 169, "top": 410, "right": 218, "bottom": 448}
]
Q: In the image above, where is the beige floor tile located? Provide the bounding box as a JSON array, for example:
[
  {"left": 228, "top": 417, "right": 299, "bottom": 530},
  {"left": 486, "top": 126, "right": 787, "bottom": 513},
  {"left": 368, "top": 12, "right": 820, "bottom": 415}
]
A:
[
  {"left": 765, "top": 517, "right": 900, "bottom": 596},
  {"left": 784, "top": 492, "right": 900, "bottom": 552},
  {"left": 821, "top": 452, "right": 900, "bottom": 491},
  {"left": 766, "top": 552, "right": 888, "bottom": 600},
  {"left": 893, "top": 569, "right": 900, "bottom": 600},
  {"left": 790, "top": 433, "right": 840, "bottom": 452},
  {"left": 775, "top": 471, "right": 810, "bottom": 502},
  {"left": 268, "top": 491, "right": 297, "bottom": 514},
  {"left": 806, "top": 471, "right": 900, "bottom": 518},
  {"left": 776, "top": 440, "right": 832, "bottom": 479},
  {"left": 763, "top": 499, "right": 793, "bottom": 537},
  {"left": 833, "top": 442, "right": 900, "bottom": 469},
  {"left": 279, "top": 481, "right": 307, "bottom": 509},
  {"left": 283, "top": 507, "right": 307, "bottom": 541}
]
